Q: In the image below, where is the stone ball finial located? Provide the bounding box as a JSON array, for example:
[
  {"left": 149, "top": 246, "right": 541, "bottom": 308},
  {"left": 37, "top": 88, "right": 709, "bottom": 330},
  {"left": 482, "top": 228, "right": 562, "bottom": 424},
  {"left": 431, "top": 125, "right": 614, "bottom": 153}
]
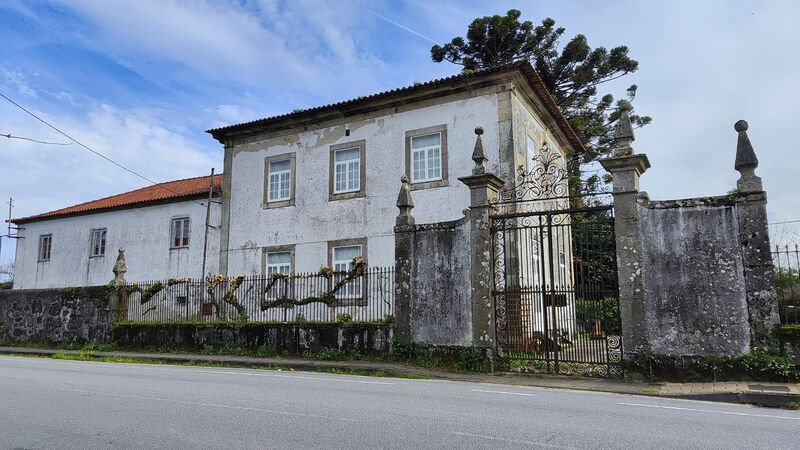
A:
[
  {"left": 618, "top": 100, "right": 633, "bottom": 112},
  {"left": 474, "top": 126, "right": 484, "bottom": 136},
  {"left": 734, "top": 120, "right": 748, "bottom": 132}
]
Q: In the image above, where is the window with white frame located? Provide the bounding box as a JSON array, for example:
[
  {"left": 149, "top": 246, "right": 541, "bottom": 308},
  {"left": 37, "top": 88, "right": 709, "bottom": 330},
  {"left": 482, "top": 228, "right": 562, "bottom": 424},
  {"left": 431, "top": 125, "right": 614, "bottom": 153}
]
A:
[
  {"left": 332, "top": 245, "right": 362, "bottom": 298},
  {"left": 171, "top": 218, "right": 190, "bottom": 248},
  {"left": 333, "top": 147, "right": 360, "bottom": 194},
  {"left": 267, "top": 159, "right": 291, "bottom": 202},
  {"left": 266, "top": 251, "right": 292, "bottom": 276},
  {"left": 38, "top": 234, "right": 52, "bottom": 261},
  {"left": 531, "top": 239, "right": 540, "bottom": 285},
  {"left": 559, "top": 250, "right": 567, "bottom": 285},
  {"left": 90, "top": 228, "right": 107, "bottom": 257},
  {"left": 410, "top": 132, "right": 442, "bottom": 183}
]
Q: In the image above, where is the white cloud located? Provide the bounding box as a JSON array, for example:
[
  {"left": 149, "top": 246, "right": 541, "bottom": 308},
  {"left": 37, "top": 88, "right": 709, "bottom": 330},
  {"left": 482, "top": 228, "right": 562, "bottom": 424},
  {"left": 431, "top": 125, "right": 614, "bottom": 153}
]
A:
[
  {"left": 52, "top": 0, "right": 384, "bottom": 99},
  {"left": 1, "top": 68, "right": 38, "bottom": 97}
]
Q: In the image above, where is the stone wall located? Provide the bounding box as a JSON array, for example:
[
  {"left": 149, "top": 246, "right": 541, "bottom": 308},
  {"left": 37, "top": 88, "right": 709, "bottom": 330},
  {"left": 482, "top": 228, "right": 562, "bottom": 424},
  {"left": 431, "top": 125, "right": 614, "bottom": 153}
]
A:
[
  {"left": 112, "top": 323, "right": 392, "bottom": 354},
  {"left": 395, "top": 213, "right": 473, "bottom": 346},
  {"left": 638, "top": 195, "right": 751, "bottom": 356},
  {"left": 0, "top": 286, "right": 114, "bottom": 344}
]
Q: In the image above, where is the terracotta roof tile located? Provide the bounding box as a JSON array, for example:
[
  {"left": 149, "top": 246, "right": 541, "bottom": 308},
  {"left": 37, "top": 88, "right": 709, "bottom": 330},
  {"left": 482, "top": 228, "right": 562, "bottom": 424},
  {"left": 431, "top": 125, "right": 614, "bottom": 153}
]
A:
[{"left": 11, "top": 174, "right": 221, "bottom": 224}]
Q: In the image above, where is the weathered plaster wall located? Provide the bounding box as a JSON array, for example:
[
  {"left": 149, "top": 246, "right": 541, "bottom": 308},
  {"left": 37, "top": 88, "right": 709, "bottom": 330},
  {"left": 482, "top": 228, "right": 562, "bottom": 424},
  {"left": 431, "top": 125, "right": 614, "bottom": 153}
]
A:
[
  {"left": 13, "top": 199, "right": 220, "bottom": 288},
  {"left": 223, "top": 94, "right": 502, "bottom": 276},
  {"left": 638, "top": 197, "right": 751, "bottom": 356},
  {"left": 112, "top": 323, "right": 392, "bottom": 355},
  {"left": 396, "top": 215, "right": 473, "bottom": 346},
  {"left": 0, "top": 286, "right": 113, "bottom": 343}
]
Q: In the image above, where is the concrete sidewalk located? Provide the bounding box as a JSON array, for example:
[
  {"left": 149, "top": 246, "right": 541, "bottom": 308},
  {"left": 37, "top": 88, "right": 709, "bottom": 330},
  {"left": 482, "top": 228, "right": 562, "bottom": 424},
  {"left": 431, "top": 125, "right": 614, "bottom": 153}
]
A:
[{"left": 1, "top": 346, "right": 798, "bottom": 408}]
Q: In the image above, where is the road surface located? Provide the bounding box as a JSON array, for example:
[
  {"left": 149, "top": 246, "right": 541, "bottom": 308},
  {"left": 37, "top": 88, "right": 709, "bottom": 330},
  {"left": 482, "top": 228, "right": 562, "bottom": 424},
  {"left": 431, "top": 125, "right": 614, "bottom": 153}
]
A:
[{"left": 0, "top": 355, "right": 797, "bottom": 449}]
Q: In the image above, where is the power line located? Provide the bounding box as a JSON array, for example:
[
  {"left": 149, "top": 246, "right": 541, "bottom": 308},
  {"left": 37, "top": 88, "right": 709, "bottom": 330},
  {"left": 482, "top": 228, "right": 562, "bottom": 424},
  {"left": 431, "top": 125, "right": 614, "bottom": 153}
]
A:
[
  {"left": 0, "top": 91, "right": 209, "bottom": 208},
  {"left": 2, "top": 133, "right": 72, "bottom": 145}
]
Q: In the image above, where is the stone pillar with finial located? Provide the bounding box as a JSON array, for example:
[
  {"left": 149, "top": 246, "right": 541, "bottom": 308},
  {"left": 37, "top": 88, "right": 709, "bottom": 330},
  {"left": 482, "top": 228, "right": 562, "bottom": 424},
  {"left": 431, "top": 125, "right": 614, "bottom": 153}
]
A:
[
  {"left": 111, "top": 247, "right": 129, "bottom": 322},
  {"left": 393, "top": 176, "right": 415, "bottom": 340},
  {"left": 458, "top": 126, "right": 505, "bottom": 348},
  {"left": 599, "top": 101, "right": 652, "bottom": 356},
  {"left": 731, "top": 120, "right": 779, "bottom": 349}
]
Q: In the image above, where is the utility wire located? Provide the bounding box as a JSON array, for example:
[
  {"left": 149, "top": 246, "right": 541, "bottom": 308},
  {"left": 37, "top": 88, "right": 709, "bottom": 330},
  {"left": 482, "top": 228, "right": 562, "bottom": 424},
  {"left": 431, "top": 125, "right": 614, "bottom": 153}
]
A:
[
  {"left": 2, "top": 133, "right": 72, "bottom": 145},
  {"left": 769, "top": 220, "right": 800, "bottom": 225},
  {"left": 0, "top": 92, "right": 209, "bottom": 208}
]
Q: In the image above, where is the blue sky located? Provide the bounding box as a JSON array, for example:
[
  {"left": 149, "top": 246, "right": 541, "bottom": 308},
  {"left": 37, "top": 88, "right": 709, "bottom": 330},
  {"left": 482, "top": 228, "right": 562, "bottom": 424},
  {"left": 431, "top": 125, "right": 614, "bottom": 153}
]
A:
[{"left": 1, "top": 0, "right": 799, "bottom": 266}]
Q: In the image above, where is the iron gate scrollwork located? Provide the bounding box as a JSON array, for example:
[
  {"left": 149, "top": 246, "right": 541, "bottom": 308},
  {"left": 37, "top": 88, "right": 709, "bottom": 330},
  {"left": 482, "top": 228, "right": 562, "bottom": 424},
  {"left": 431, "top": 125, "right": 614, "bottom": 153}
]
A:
[{"left": 490, "top": 143, "right": 622, "bottom": 378}]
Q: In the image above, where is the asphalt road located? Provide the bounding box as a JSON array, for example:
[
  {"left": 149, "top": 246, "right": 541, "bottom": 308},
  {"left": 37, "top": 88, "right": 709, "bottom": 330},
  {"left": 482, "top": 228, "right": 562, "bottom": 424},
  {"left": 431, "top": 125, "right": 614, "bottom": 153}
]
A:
[{"left": 0, "top": 356, "right": 798, "bottom": 449}]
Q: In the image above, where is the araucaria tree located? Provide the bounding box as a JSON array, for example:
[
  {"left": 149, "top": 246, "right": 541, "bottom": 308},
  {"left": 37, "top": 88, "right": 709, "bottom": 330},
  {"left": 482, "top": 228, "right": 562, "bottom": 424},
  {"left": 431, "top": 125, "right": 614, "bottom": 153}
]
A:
[{"left": 431, "top": 9, "right": 651, "bottom": 194}]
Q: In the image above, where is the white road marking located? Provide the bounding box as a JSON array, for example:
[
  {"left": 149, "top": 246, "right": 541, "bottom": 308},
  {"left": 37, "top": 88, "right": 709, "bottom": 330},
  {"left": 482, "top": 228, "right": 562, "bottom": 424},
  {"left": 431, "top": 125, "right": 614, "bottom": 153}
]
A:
[
  {"left": 53, "top": 386, "right": 357, "bottom": 422},
  {"left": 448, "top": 431, "right": 574, "bottom": 449},
  {"left": 471, "top": 389, "right": 537, "bottom": 397},
  {"left": 618, "top": 402, "right": 800, "bottom": 421}
]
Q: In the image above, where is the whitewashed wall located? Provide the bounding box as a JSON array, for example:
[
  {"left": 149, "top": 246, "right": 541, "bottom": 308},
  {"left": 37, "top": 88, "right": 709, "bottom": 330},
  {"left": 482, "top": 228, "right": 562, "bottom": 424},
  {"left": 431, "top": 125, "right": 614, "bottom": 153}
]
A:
[
  {"left": 225, "top": 94, "right": 504, "bottom": 276},
  {"left": 13, "top": 199, "right": 220, "bottom": 289}
]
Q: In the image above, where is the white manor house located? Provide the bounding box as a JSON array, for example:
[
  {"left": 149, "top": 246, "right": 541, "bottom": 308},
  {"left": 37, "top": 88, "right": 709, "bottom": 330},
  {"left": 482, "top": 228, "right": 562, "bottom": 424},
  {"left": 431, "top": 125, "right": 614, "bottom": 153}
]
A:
[{"left": 11, "top": 61, "right": 582, "bottom": 294}]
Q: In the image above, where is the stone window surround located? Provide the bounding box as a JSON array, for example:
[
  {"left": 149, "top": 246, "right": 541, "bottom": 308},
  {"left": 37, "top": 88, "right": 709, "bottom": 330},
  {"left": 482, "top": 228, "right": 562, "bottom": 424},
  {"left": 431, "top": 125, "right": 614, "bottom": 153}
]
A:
[
  {"left": 262, "top": 244, "right": 297, "bottom": 306},
  {"left": 89, "top": 228, "right": 107, "bottom": 258},
  {"left": 170, "top": 216, "right": 191, "bottom": 250},
  {"left": 38, "top": 233, "right": 52, "bottom": 262},
  {"left": 405, "top": 124, "right": 449, "bottom": 191},
  {"left": 327, "top": 237, "right": 368, "bottom": 306},
  {"left": 263, "top": 152, "right": 297, "bottom": 209},
  {"left": 261, "top": 244, "right": 296, "bottom": 278},
  {"left": 328, "top": 140, "right": 366, "bottom": 202}
]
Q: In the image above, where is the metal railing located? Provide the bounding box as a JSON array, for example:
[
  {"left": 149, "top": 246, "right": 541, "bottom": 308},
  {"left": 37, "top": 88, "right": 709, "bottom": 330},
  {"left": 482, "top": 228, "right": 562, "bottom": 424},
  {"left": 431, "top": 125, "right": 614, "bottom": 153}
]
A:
[
  {"left": 774, "top": 245, "right": 799, "bottom": 325},
  {"left": 120, "top": 266, "right": 395, "bottom": 324}
]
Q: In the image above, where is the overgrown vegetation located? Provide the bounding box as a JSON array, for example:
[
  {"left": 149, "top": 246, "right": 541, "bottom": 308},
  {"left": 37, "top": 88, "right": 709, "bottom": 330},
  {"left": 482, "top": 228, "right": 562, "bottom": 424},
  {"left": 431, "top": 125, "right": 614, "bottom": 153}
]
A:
[{"left": 631, "top": 350, "right": 798, "bottom": 382}]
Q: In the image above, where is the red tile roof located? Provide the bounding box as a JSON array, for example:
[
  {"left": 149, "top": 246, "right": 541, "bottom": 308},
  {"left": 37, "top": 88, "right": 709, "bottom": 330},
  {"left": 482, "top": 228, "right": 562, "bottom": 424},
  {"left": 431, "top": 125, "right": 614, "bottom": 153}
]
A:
[{"left": 11, "top": 174, "right": 222, "bottom": 224}]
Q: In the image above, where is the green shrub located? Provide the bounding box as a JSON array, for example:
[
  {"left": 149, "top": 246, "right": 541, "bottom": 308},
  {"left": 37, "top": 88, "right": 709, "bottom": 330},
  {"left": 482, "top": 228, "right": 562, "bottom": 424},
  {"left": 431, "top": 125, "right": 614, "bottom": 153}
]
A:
[
  {"left": 315, "top": 347, "right": 347, "bottom": 361},
  {"left": 575, "top": 296, "right": 621, "bottom": 336},
  {"left": 632, "top": 350, "right": 798, "bottom": 382},
  {"left": 294, "top": 312, "right": 307, "bottom": 323},
  {"left": 456, "top": 346, "right": 490, "bottom": 372},
  {"left": 336, "top": 313, "right": 353, "bottom": 324}
]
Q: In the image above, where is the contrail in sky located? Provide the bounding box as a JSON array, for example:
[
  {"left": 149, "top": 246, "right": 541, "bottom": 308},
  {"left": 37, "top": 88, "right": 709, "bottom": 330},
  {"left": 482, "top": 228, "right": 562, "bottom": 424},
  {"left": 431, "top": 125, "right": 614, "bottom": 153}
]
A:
[{"left": 368, "top": 10, "right": 440, "bottom": 44}]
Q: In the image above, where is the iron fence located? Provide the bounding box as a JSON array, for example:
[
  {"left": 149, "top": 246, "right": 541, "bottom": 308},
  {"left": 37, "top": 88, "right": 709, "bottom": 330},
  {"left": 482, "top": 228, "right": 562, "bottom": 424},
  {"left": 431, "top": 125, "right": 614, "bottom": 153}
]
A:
[
  {"left": 120, "top": 266, "right": 395, "bottom": 324},
  {"left": 774, "top": 245, "right": 799, "bottom": 325}
]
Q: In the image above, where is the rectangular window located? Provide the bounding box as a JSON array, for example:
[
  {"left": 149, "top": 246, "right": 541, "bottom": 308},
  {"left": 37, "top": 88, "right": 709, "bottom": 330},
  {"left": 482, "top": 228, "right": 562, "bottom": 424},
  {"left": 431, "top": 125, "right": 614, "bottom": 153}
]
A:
[
  {"left": 264, "top": 153, "right": 296, "bottom": 208},
  {"left": 38, "top": 234, "right": 52, "bottom": 261},
  {"left": 333, "top": 245, "right": 362, "bottom": 298},
  {"left": 268, "top": 159, "right": 291, "bottom": 202},
  {"left": 266, "top": 251, "right": 292, "bottom": 276},
  {"left": 405, "top": 125, "right": 448, "bottom": 190},
  {"left": 559, "top": 251, "right": 567, "bottom": 285},
  {"left": 334, "top": 147, "right": 360, "bottom": 194},
  {"left": 329, "top": 140, "right": 365, "bottom": 201},
  {"left": 411, "top": 132, "right": 442, "bottom": 183},
  {"left": 90, "top": 228, "right": 107, "bottom": 257},
  {"left": 171, "top": 218, "right": 190, "bottom": 248}
]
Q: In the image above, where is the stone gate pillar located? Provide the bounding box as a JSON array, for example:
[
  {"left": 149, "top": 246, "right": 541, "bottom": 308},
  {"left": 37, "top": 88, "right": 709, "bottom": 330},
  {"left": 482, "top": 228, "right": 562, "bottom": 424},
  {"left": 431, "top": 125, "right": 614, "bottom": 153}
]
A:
[
  {"left": 732, "top": 120, "right": 779, "bottom": 350},
  {"left": 458, "top": 127, "right": 505, "bottom": 347},
  {"left": 600, "top": 101, "right": 651, "bottom": 355},
  {"left": 394, "top": 176, "right": 415, "bottom": 342}
]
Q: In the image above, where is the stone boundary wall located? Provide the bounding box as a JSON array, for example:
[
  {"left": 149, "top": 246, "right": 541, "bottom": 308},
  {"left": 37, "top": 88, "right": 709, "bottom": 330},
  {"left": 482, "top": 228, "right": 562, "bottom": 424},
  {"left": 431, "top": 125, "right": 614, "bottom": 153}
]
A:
[
  {"left": 395, "top": 213, "right": 473, "bottom": 346},
  {"left": 112, "top": 323, "right": 392, "bottom": 354},
  {"left": 0, "top": 286, "right": 114, "bottom": 344},
  {"left": 638, "top": 194, "right": 752, "bottom": 356}
]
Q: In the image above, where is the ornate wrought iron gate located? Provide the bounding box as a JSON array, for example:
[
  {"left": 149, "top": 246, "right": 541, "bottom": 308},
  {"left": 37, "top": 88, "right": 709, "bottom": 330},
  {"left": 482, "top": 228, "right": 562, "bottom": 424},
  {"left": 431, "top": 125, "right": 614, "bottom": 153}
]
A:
[{"left": 489, "top": 144, "right": 622, "bottom": 377}]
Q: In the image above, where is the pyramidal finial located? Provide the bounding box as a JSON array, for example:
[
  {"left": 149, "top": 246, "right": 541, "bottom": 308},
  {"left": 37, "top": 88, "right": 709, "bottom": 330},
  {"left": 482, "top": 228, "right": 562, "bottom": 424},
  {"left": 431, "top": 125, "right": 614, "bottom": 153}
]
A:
[
  {"left": 612, "top": 100, "right": 635, "bottom": 157},
  {"left": 734, "top": 119, "right": 762, "bottom": 192},
  {"left": 396, "top": 175, "right": 415, "bottom": 226},
  {"left": 471, "top": 126, "right": 487, "bottom": 175}
]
